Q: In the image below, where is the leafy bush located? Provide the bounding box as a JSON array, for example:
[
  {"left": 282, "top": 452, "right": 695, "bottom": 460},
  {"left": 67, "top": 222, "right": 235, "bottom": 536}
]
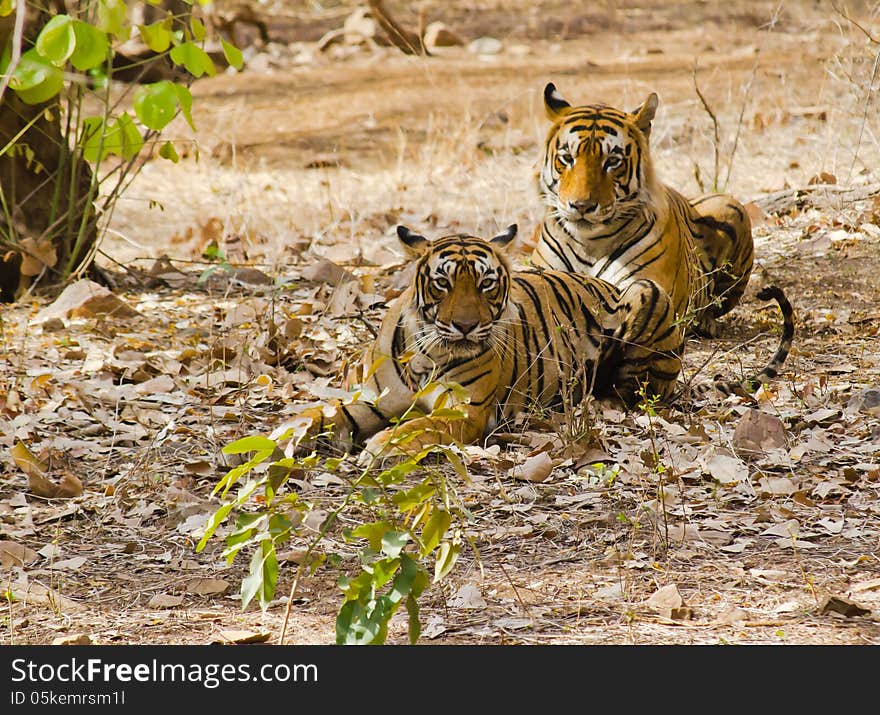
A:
[
  {"left": 0, "top": 0, "right": 242, "bottom": 296},
  {"left": 198, "top": 389, "right": 472, "bottom": 645}
]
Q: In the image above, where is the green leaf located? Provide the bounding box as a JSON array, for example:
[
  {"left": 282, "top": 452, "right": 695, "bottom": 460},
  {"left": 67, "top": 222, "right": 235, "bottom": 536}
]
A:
[
  {"left": 190, "top": 16, "right": 206, "bottom": 42},
  {"left": 335, "top": 600, "right": 357, "bottom": 644},
  {"left": 440, "top": 446, "right": 472, "bottom": 484},
  {"left": 138, "top": 20, "right": 172, "bottom": 53},
  {"left": 230, "top": 512, "right": 267, "bottom": 538},
  {"left": 169, "top": 41, "right": 215, "bottom": 77},
  {"left": 337, "top": 600, "right": 388, "bottom": 645},
  {"left": 82, "top": 113, "right": 142, "bottom": 162},
  {"left": 212, "top": 458, "right": 257, "bottom": 498},
  {"left": 268, "top": 512, "right": 294, "bottom": 542},
  {"left": 240, "top": 539, "right": 278, "bottom": 610},
  {"left": 376, "top": 458, "right": 421, "bottom": 486},
  {"left": 70, "top": 21, "right": 109, "bottom": 71},
  {"left": 173, "top": 84, "right": 196, "bottom": 131},
  {"left": 79, "top": 117, "right": 106, "bottom": 163},
  {"left": 392, "top": 478, "right": 436, "bottom": 510},
  {"left": 420, "top": 508, "right": 451, "bottom": 556},
  {"left": 350, "top": 520, "right": 393, "bottom": 552},
  {"left": 158, "top": 140, "right": 179, "bottom": 162},
  {"left": 222, "top": 435, "right": 277, "bottom": 455},
  {"left": 133, "top": 80, "right": 178, "bottom": 130},
  {"left": 380, "top": 530, "right": 409, "bottom": 558},
  {"left": 98, "top": 0, "right": 128, "bottom": 39},
  {"left": 0, "top": 0, "right": 15, "bottom": 17},
  {"left": 10, "top": 49, "right": 64, "bottom": 104},
  {"left": 434, "top": 540, "right": 460, "bottom": 582},
  {"left": 115, "top": 112, "right": 144, "bottom": 160},
  {"left": 195, "top": 502, "right": 234, "bottom": 552},
  {"left": 35, "top": 15, "right": 75, "bottom": 67},
  {"left": 221, "top": 39, "right": 243, "bottom": 70},
  {"left": 88, "top": 66, "right": 109, "bottom": 90},
  {"left": 427, "top": 408, "right": 465, "bottom": 419},
  {"left": 221, "top": 524, "right": 266, "bottom": 564},
  {"left": 369, "top": 557, "right": 400, "bottom": 590},
  {"left": 388, "top": 553, "right": 420, "bottom": 603},
  {"left": 405, "top": 593, "right": 421, "bottom": 644}
]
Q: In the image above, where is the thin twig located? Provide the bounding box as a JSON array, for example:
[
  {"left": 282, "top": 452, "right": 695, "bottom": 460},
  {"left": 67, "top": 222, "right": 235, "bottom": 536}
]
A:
[
  {"left": 832, "top": 1, "right": 880, "bottom": 45},
  {"left": 278, "top": 558, "right": 307, "bottom": 646},
  {"left": 0, "top": 0, "right": 26, "bottom": 105},
  {"left": 723, "top": 55, "right": 759, "bottom": 190},
  {"left": 692, "top": 61, "right": 720, "bottom": 190},
  {"left": 847, "top": 47, "right": 879, "bottom": 183},
  {"left": 498, "top": 563, "right": 534, "bottom": 624}
]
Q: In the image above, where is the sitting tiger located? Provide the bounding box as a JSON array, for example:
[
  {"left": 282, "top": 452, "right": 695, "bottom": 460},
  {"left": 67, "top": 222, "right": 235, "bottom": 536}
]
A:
[
  {"left": 530, "top": 83, "right": 755, "bottom": 338},
  {"left": 299, "top": 225, "right": 791, "bottom": 456}
]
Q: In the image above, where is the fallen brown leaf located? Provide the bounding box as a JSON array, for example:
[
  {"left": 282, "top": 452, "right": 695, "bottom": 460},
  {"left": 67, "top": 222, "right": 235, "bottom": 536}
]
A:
[
  {"left": 509, "top": 451, "right": 555, "bottom": 483},
  {"left": 301, "top": 256, "right": 355, "bottom": 285},
  {"left": 733, "top": 408, "right": 787, "bottom": 456},
  {"left": 28, "top": 470, "right": 83, "bottom": 500},
  {"left": 645, "top": 583, "right": 685, "bottom": 611},
  {"left": 185, "top": 578, "right": 230, "bottom": 596},
  {"left": 33, "top": 279, "right": 141, "bottom": 323},
  {"left": 148, "top": 594, "right": 185, "bottom": 609},
  {"left": 819, "top": 595, "right": 871, "bottom": 618},
  {"left": 10, "top": 439, "right": 48, "bottom": 478},
  {"left": 0, "top": 540, "right": 39, "bottom": 568},
  {"left": 211, "top": 629, "right": 272, "bottom": 644}
]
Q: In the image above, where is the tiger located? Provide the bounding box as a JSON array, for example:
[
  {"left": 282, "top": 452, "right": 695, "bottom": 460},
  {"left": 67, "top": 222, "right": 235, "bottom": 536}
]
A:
[
  {"left": 530, "top": 82, "right": 756, "bottom": 338},
  {"left": 297, "top": 224, "right": 792, "bottom": 457}
]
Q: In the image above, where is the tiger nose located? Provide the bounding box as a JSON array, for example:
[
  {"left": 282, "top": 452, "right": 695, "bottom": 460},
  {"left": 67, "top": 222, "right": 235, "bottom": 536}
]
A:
[
  {"left": 453, "top": 318, "right": 479, "bottom": 336},
  {"left": 569, "top": 199, "right": 598, "bottom": 214}
]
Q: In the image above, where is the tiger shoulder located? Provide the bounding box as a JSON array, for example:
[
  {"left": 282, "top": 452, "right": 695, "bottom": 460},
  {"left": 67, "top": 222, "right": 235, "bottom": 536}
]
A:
[{"left": 531, "top": 82, "right": 755, "bottom": 338}]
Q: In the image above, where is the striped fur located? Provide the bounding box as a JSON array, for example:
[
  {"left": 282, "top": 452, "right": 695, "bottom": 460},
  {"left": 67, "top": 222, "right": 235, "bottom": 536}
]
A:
[
  {"left": 307, "top": 225, "right": 684, "bottom": 454},
  {"left": 531, "top": 83, "right": 755, "bottom": 338}
]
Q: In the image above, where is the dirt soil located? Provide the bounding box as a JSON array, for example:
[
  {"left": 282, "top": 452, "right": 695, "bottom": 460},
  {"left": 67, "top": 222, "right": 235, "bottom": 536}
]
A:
[{"left": 2, "top": 0, "right": 880, "bottom": 645}]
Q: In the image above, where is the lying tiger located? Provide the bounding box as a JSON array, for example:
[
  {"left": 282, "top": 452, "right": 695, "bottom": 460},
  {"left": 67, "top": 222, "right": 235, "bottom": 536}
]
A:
[
  {"left": 531, "top": 83, "right": 755, "bottom": 338},
  {"left": 300, "top": 224, "right": 792, "bottom": 456}
]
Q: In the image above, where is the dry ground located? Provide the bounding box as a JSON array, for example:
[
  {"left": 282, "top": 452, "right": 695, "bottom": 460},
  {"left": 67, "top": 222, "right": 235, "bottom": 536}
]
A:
[{"left": 2, "top": 0, "right": 880, "bottom": 645}]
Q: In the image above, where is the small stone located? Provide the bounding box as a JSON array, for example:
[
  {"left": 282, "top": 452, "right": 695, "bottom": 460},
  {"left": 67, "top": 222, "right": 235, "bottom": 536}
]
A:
[
  {"left": 424, "top": 22, "right": 464, "bottom": 49},
  {"left": 52, "top": 634, "right": 92, "bottom": 645},
  {"left": 467, "top": 36, "right": 503, "bottom": 55}
]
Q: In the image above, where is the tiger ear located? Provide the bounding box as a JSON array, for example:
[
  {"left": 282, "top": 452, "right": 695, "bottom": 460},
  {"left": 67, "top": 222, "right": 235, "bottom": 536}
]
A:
[
  {"left": 397, "top": 225, "right": 429, "bottom": 256},
  {"left": 544, "top": 83, "right": 571, "bottom": 120},
  {"left": 489, "top": 224, "right": 518, "bottom": 253},
  {"left": 632, "top": 92, "right": 659, "bottom": 138}
]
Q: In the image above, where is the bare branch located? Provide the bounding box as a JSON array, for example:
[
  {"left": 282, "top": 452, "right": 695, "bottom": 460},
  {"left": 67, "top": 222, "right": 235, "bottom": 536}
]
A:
[
  {"left": 693, "top": 60, "right": 720, "bottom": 190},
  {"left": 754, "top": 181, "right": 880, "bottom": 215},
  {"left": 368, "top": 0, "right": 430, "bottom": 56},
  {"left": 832, "top": 1, "right": 880, "bottom": 45}
]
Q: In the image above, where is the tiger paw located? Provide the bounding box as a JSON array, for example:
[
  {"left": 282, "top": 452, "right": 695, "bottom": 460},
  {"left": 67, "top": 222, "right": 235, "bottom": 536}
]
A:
[
  {"left": 357, "top": 427, "right": 420, "bottom": 466},
  {"left": 282, "top": 404, "right": 351, "bottom": 454},
  {"left": 356, "top": 422, "right": 448, "bottom": 467}
]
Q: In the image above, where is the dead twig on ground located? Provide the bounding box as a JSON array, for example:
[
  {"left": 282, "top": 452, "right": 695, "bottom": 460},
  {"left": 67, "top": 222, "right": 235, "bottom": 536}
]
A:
[
  {"left": 368, "top": 0, "right": 430, "bottom": 56},
  {"left": 755, "top": 181, "right": 880, "bottom": 215}
]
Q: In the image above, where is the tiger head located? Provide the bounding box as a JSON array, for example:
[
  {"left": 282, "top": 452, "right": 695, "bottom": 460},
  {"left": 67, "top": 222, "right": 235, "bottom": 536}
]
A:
[
  {"left": 540, "top": 82, "right": 661, "bottom": 233},
  {"left": 396, "top": 224, "right": 517, "bottom": 358}
]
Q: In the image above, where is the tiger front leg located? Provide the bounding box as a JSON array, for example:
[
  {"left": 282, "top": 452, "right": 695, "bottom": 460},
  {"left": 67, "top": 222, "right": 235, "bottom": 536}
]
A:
[
  {"left": 293, "top": 399, "right": 394, "bottom": 453},
  {"left": 611, "top": 279, "right": 684, "bottom": 405},
  {"left": 360, "top": 407, "right": 492, "bottom": 461}
]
